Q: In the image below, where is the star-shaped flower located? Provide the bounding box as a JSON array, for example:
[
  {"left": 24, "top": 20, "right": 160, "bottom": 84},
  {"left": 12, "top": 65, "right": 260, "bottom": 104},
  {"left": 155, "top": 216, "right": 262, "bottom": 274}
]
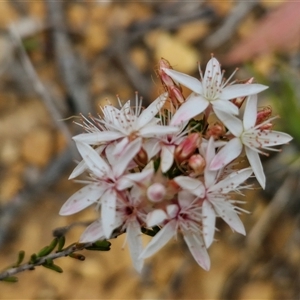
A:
[
  {"left": 209, "top": 95, "right": 293, "bottom": 188},
  {"left": 163, "top": 57, "right": 268, "bottom": 120}
]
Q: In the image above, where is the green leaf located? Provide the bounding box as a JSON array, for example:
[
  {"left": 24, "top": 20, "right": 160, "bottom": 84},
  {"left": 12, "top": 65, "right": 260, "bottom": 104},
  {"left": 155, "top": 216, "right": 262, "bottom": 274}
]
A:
[
  {"left": 42, "top": 261, "right": 63, "bottom": 273},
  {"left": 29, "top": 254, "right": 38, "bottom": 264},
  {"left": 85, "top": 240, "right": 111, "bottom": 251},
  {"left": 1, "top": 276, "right": 18, "bottom": 283},
  {"left": 68, "top": 253, "right": 85, "bottom": 261},
  {"left": 15, "top": 250, "right": 25, "bottom": 267},
  {"left": 141, "top": 226, "right": 160, "bottom": 237},
  {"left": 57, "top": 236, "right": 66, "bottom": 252},
  {"left": 37, "top": 238, "right": 58, "bottom": 257}
]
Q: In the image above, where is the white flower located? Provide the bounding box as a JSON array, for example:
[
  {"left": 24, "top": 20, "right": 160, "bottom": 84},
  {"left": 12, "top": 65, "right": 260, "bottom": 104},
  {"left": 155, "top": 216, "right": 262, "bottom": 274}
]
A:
[
  {"left": 209, "top": 95, "right": 293, "bottom": 188},
  {"left": 80, "top": 186, "right": 147, "bottom": 273},
  {"left": 163, "top": 57, "right": 268, "bottom": 120},
  {"left": 140, "top": 191, "right": 210, "bottom": 270},
  {"left": 60, "top": 139, "right": 153, "bottom": 238},
  {"left": 202, "top": 138, "right": 252, "bottom": 247},
  {"left": 73, "top": 92, "right": 179, "bottom": 156}
]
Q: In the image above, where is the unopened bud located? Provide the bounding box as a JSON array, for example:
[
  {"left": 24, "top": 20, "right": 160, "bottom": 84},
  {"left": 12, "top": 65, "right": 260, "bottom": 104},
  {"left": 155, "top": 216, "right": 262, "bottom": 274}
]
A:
[
  {"left": 158, "top": 58, "right": 185, "bottom": 105},
  {"left": 175, "top": 133, "right": 201, "bottom": 164},
  {"left": 188, "top": 154, "right": 206, "bottom": 175},
  {"left": 147, "top": 183, "right": 166, "bottom": 202},
  {"left": 134, "top": 147, "right": 148, "bottom": 167},
  {"left": 206, "top": 122, "right": 225, "bottom": 139},
  {"left": 256, "top": 106, "right": 272, "bottom": 126}
]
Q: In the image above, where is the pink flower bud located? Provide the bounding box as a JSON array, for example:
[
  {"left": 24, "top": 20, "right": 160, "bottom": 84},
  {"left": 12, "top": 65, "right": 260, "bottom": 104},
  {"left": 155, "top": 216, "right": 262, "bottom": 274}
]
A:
[
  {"left": 206, "top": 122, "right": 225, "bottom": 139},
  {"left": 256, "top": 106, "right": 272, "bottom": 126},
  {"left": 147, "top": 183, "right": 166, "bottom": 202},
  {"left": 175, "top": 133, "right": 201, "bottom": 164},
  {"left": 158, "top": 58, "right": 185, "bottom": 105},
  {"left": 188, "top": 154, "right": 206, "bottom": 175}
]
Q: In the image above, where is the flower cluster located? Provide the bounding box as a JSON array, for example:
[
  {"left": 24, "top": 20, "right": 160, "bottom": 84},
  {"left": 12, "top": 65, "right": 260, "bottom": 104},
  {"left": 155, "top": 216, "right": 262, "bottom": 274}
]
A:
[{"left": 60, "top": 56, "right": 292, "bottom": 272}]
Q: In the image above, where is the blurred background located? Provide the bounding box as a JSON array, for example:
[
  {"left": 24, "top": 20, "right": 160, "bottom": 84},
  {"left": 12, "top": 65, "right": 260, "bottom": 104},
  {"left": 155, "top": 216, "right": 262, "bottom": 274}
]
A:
[{"left": 0, "top": 1, "right": 300, "bottom": 299}]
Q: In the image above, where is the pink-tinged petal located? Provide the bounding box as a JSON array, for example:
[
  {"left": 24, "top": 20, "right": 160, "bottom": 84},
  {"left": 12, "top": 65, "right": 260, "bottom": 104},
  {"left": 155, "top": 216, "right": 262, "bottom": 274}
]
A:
[
  {"left": 139, "top": 124, "right": 179, "bottom": 137},
  {"left": 139, "top": 220, "right": 176, "bottom": 259},
  {"left": 75, "top": 142, "right": 110, "bottom": 177},
  {"left": 127, "top": 220, "right": 144, "bottom": 273},
  {"left": 59, "top": 184, "right": 106, "bottom": 215},
  {"left": 214, "top": 110, "right": 243, "bottom": 137},
  {"left": 220, "top": 83, "right": 268, "bottom": 100},
  {"left": 209, "top": 138, "right": 243, "bottom": 170},
  {"left": 170, "top": 93, "right": 208, "bottom": 125},
  {"left": 209, "top": 168, "right": 253, "bottom": 193},
  {"left": 117, "top": 167, "right": 153, "bottom": 190},
  {"left": 101, "top": 188, "right": 117, "bottom": 238},
  {"left": 73, "top": 131, "right": 123, "bottom": 144},
  {"left": 202, "top": 200, "right": 216, "bottom": 248},
  {"left": 183, "top": 232, "right": 210, "bottom": 271},
  {"left": 137, "top": 93, "right": 167, "bottom": 128},
  {"left": 112, "top": 138, "right": 142, "bottom": 178},
  {"left": 79, "top": 219, "right": 104, "bottom": 243},
  {"left": 163, "top": 68, "right": 202, "bottom": 94},
  {"left": 209, "top": 197, "right": 245, "bottom": 235},
  {"left": 178, "top": 190, "right": 196, "bottom": 208},
  {"left": 213, "top": 99, "right": 239, "bottom": 115},
  {"left": 174, "top": 176, "right": 205, "bottom": 197},
  {"left": 245, "top": 147, "right": 265, "bottom": 189},
  {"left": 146, "top": 209, "right": 168, "bottom": 227},
  {"left": 160, "top": 144, "right": 175, "bottom": 173},
  {"left": 243, "top": 95, "right": 257, "bottom": 130}
]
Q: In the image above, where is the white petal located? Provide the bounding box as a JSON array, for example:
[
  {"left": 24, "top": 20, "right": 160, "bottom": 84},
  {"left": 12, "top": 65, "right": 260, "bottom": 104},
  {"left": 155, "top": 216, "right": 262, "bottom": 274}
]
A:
[
  {"left": 75, "top": 142, "right": 110, "bottom": 178},
  {"left": 139, "top": 220, "right": 176, "bottom": 259},
  {"left": 73, "top": 131, "right": 123, "bottom": 144},
  {"left": 213, "top": 100, "right": 239, "bottom": 115},
  {"left": 204, "top": 137, "right": 218, "bottom": 188},
  {"left": 137, "top": 93, "right": 167, "bottom": 129},
  {"left": 111, "top": 137, "right": 129, "bottom": 158},
  {"left": 69, "top": 159, "right": 86, "bottom": 180},
  {"left": 209, "top": 197, "right": 245, "bottom": 235},
  {"left": 204, "top": 57, "right": 222, "bottom": 88},
  {"left": 101, "top": 189, "right": 118, "bottom": 238},
  {"left": 183, "top": 232, "right": 210, "bottom": 271},
  {"left": 147, "top": 209, "right": 168, "bottom": 227},
  {"left": 139, "top": 124, "right": 179, "bottom": 138},
  {"left": 178, "top": 190, "right": 196, "bottom": 208},
  {"left": 59, "top": 184, "right": 106, "bottom": 215},
  {"left": 112, "top": 138, "right": 142, "bottom": 178},
  {"left": 245, "top": 147, "right": 265, "bottom": 189},
  {"left": 160, "top": 145, "right": 175, "bottom": 173},
  {"left": 209, "top": 138, "right": 243, "bottom": 170},
  {"left": 170, "top": 93, "right": 208, "bottom": 125},
  {"left": 79, "top": 219, "right": 104, "bottom": 243},
  {"left": 220, "top": 83, "right": 268, "bottom": 100},
  {"left": 163, "top": 68, "right": 203, "bottom": 94},
  {"left": 117, "top": 167, "right": 153, "bottom": 190},
  {"left": 258, "top": 131, "right": 293, "bottom": 147},
  {"left": 127, "top": 220, "right": 144, "bottom": 273},
  {"left": 210, "top": 168, "right": 253, "bottom": 193},
  {"left": 174, "top": 176, "right": 205, "bottom": 197},
  {"left": 214, "top": 110, "right": 243, "bottom": 137},
  {"left": 143, "top": 139, "right": 161, "bottom": 160},
  {"left": 202, "top": 200, "right": 216, "bottom": 248},
  {"left": 243, "top": 95, "right": 257, "bottom": 130}
]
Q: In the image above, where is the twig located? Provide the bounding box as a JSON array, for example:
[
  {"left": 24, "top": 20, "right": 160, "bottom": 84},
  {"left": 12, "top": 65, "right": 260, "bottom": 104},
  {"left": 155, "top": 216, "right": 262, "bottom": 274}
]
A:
[
  {"left": 8, "top": 24, "right": 73, "bottom": 146},
  {"left": 0, "top": 242, "right": 92, "bottom": 281},
  {"left": 46, "top": 0, "right": 92, "bottom": 116},
  {"left": 204, "top": 1, "right": 258, "bottom": 49}
]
